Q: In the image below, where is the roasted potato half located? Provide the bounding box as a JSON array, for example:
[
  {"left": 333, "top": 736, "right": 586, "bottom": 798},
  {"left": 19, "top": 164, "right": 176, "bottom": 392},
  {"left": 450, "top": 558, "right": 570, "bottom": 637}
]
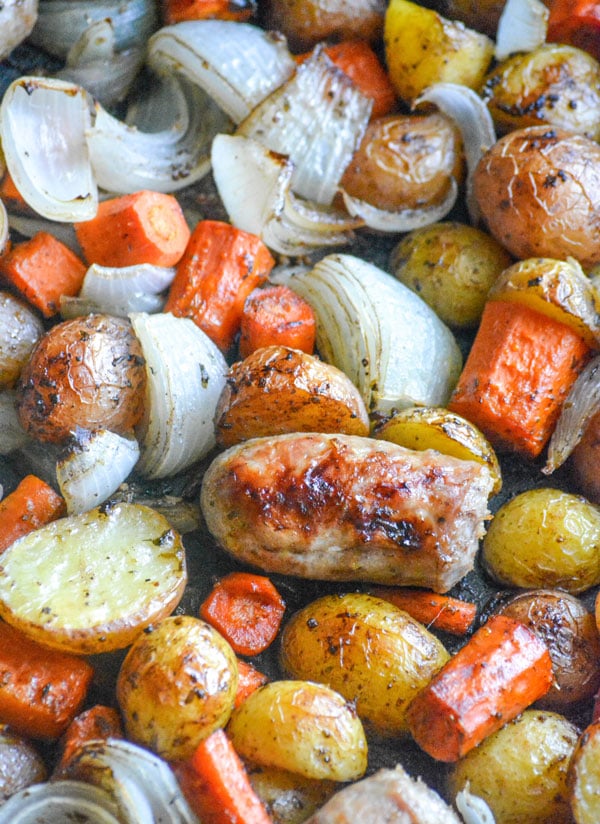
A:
[
  {"left": 0, "top": 291, "right": 43, "bottom": 389},
  {"left": 117, "top": 615, "right": 238, "bottom": 761},
  {"left": 569, "top": 719, "right": 600, "bottom": 824},
  {"left": 0, "top": 725, "right": 47, "bottom": 803},
  {"left": 482, "top": 488, "right": 600, "bottom": 594},
  {"left": 247, "top": 765, "right": 338, "bottom": 824},
  {"left": 214, "top": 345, "right": 369, "bottom": 447},
  {"left": 279, "top": 592, "right": 449, "bottom": 737}
]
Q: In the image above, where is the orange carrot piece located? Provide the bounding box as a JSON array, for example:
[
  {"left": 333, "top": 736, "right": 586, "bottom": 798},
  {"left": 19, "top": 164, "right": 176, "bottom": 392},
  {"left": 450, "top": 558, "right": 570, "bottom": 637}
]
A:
[
  {"left": 74, "top": 190, "right": 191, "bottom": 269},
  {"left": 0, "top": 621, "right": 94, "bottom": 740},
  {"left": 0, "top": 231, "right": 87, "bottom": 318},
  {"left": 188, "top": 728, "right": 272, "bottom": 824},
  {"left": 547, "top": 0, "right": 600, "bottom": 61},
  {"left": 162, "top": 0, "right": 256, "bottom": 23},
  {"left": 406, "top": 614, "right": 553, "bottom": 762},
  {"left": 57, "top": 705, "right": 123, "bottom": 772},
  {"left": 371, "top": 587, "right": 477, "bottom": 636},
  {"left": 0, "top": 475, "right": 66, "bottom": 554},
  {"left": 199, "top": 572, "right": 286, "bottom": 657},
  {"left": 164, "top": 220, "right": 275, "bottom": 352},
  {"left": 238, "top": 284, "right": 316, "bottom": 359},
  {"left": 234, "top": 659, "right": 269, "bottom": 708},
  {"left": 448, "top": 299, "right": 590, "bottom": 458}
]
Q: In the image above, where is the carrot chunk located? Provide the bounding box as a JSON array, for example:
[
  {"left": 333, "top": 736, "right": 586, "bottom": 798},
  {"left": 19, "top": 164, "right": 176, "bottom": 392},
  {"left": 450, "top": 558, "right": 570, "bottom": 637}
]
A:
[
  {"left": 164, "top": 220, "right": 275, "bottom": 352},
  {"left": 371, "top": 587, "right": 477, "bottom": 636},
  {"left": 199, "top": 572, "right": 286, "bottom": 657},
  {"left": 448, "top": 299, "right": 590, "bottom": 458},
  {"left": 0, "top": 231, "right": 87, "bottom": 317},
  {"left": 239, "top": 284, "right": 316, "bottom": 358},
  {"left": 547, "top": 0, "right": 600, "bottom": 61},
  {"left": 0, "top": 475, "right": 66, "bottom": 554},
  {"left": 74, "top": 190, "right": 191, "bottom": 269},
  {"left": 162, "top": 0, "right": 256, "bottom": 23},
  {"left": 0, "top": 621, "right": 94, "bottom": 740},
  {"left": 57, "top": 704, "right": 124, "bottom": 772},
  {"left": 234, "top": 659, "right": 269, "bottom": 708},
  {"left": 406, "top": 614, "right": 554, "bottom": 762}
]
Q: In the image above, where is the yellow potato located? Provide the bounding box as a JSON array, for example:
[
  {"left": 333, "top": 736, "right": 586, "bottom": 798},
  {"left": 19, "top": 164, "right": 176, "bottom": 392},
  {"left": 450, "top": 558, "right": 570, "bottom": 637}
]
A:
[
  {"left": 226, "top": 680, "right": 367, "bottom": 782},
  {"left": 482, "top": 488, "right": 600, "bottom": 593},
  {"left": 247, "top": 765, "right": 338, "bottom": 824},
  {"left": 117, "top": 615, "right": 238, "bottom": 761},
  {"left": 569, "top": 719, "right": 600, "bottom": 824},
  {"left": 214, "top": 345, "right": 369, "bottom": 447},
  {"left": 279, "top": 592, "right": 450, "bottom": 736}
]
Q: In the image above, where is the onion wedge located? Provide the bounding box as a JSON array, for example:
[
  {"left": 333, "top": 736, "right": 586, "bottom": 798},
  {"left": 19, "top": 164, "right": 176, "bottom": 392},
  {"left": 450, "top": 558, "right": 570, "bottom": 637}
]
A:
[{"left": 495, "top": 0, "right": 549, "bottom": 61}]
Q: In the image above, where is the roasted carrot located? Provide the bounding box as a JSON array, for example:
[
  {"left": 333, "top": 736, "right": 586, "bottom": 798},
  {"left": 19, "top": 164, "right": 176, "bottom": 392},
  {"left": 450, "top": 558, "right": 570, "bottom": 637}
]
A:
[
  {"left": 0, "top": 620, "right": 94, "bottom": 740},
  {"left": 164, "top": 220, "right": 275, "bottom": 352},
  {"left": 406, "top": 614, "right": 554, "bottom": 762},
  {"left": 235, "top": 659, "right": 269, "bottom": 708},
  {"left": 162, "top": 0, "right": 256, "bottom": 23},
  {"left": 547, "top": 0, "right": 600, "bottom": 61},
  {"left": 448, "top": 299, "right": 591, "bottom": 458},
  {"left": 0, "top": 475, "right": 66, "bottom": 554},
  {"left": 238, "top": 284, "right": 317, "bottom": 359},
  {"left": 56, "top": 704, "right": 124, "bottom": 773},
  {"left": 199, "top": 572, "right": 286, "bottom": 657},
  {"left": 0, "top": 231, "right": 87, "bottom": 318},
  {"left": 297, "top": 40, "right": 397, "bottom": 119},
  {"left": 74, "top": 190, "right": 191, "bottom": 269},
  {"left": 371, "top": 587, "right": 477, "bottom": 636}
]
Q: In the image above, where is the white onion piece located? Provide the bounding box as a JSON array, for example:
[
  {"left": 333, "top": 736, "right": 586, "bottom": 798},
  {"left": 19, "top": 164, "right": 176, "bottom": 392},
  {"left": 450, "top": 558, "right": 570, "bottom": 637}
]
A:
[
  {"left": 212, "top": 133, "right": 360, "bottom": 255},
  {"left": 131, "top": 312, "right": 228, "bottom": 479},
  {"left": 238, "top": 47, "right": 372, "bottom": 206},
  {"left": 0, "top": 391, "right": 30, "bottom": 454},
  {"left": 0, "top": 76, "right": 97, "bottom": 221},
  {"left": 0, "top": 197, "right": 9, "bottom": 255},
  {"left": 281, "top": 254, "right": 463, "bottom": 414},
  {"left": 82, "top": 262, "right": 175, "bottom": 300},
  {"left": 7, "top": 213, "right": 81, "bottom": 250},
  {"left": 456, "top": 784, "right": 496, "bottom": 824},
  {"left": 415, "top": 83, "right": 496, "bottom": 225},
  {"left": 495, "top": 0, "right": 548, "bottom": 61},
  {"left": 341, "top": 178, "right": 458, "bottom": 233},
  {"left": 60, "top": 292, "right": 165, "bottom": 319},
  {"left": 0, "top": 780, "right": 122, "bottom": 823},
  {"left": 56, "top": 429, "right": 140, "bottom": 514},
  {"left": 0, "top": 0, "right": 38, "bottom": 62},
  {"left": 86, "top": 76, "right": 227, "bottom": 193},
  {"left": 147, "top": 20, "right": 295, "bottom": 124},
  {"left": 543, "top": 354, "right": 600, "bottom": 474}
]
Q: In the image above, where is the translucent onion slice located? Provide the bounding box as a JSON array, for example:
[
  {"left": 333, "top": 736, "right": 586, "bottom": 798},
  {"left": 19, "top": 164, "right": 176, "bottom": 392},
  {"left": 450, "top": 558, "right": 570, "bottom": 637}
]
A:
[
  {"left": 276, "top": 254, "right": 463, "bottom": 414},
  {"left": 212, "top": 133, "right": 360, "bottom": 256},
  {"left": 131, "top": 312, "right": 228, "bottom": 479},
  {"left": 456, "top": 784, "right": 496, "bottom": 824},
  {"left": 0, "top": 76, "right": 97, "bottom": 222},
  {"left": 544, "top": 354, "right": 600, "bottom": 474},
  {"left": 0, "top": 780, "right": 122, "bottom": 823},
  {"left": 0, "top": 391, "right": 30, "bottom": 455},
  {"left": 56, "top": 429, "right": 140, "bottom": 514},
  {"left": 60, "top": 292, "right": 165, "bottom": 319},
  {"left": 237, "top": 47, "right": 372, "bottom": 206},
  {"left": 0, "top": 0, "right": 38, "bottom": 62},
  {"left": 80, "top": 262, "right": 175, "bottom": 301},
  {"left": 7, "top": 213, "right": 80, "bottom": 250},
  {"left": 495, "top": 0, "right": 549, "bottom": 61},
  {"left": 148, "top": 20, "right": 295, "bottom": 124}
]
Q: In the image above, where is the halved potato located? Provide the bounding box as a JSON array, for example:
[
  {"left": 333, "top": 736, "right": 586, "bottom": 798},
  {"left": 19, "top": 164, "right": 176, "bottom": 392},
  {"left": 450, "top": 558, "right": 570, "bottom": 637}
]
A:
[
  {"left": 0, "top": 502, "right": 187, "bottom": 654},
  {"left": 569, "top": 720, "right": 600, "bottom": 824}
]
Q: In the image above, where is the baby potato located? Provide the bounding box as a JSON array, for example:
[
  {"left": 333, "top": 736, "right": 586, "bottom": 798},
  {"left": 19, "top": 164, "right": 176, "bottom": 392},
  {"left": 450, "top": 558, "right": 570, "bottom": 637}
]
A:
[
  {"left": 117, "top": 615, "right": 238, "bottom": 761},
  {"left": 247, "top": 765, "right": 338, "bottom": 824},
  {"left": 279, "top": 592, "right": 450, "bottom": 737},
  {"left": 494, "top": 589, "right": 600, "bottom": 709},
  {"left": 569, "top": 719, "right": 600, "bottom": 824},
  {"left": 340, "top": 113, "right": 464, "bottom": 213},
  {"left": 482, "top": 488, "right": 600, "bottom": 594},
  {"left": 389, "top": 222, "right": 511, "bottom": 328},
  {"left": 473, "top": 125, "right": 600, "bottom": 269},
  {"left": 482, "top": 44, "right": 600, "bottom": 140},
  {"left": 0, "top": 724, "right": 47, "bottom": 803},
  {"left": 15, "top": 313, "right": 146, "bottom": 443},
  {"left": 448, "top": 710, "right": 579, "bottom": 824},
  {"left": 0, "top": 291, "right": 43, "bottom": 389},
  {"left": 214, "top": 345, "right": 369, "bottom": 447},
  {"left": 226, "top": 680, "right": 367, "bottom": 782}
]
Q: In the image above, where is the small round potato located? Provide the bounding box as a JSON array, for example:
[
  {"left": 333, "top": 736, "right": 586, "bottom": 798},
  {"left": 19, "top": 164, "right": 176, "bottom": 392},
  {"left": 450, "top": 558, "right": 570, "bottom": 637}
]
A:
[
  {"left": 247, "top": 765, "right": 338, "bottom": 824},
  {"left": 481, "top": 488, "right": 600, "bottom": 593},
  {"left": 569, "top": 719, "right": 600, "bottom": 824},
  {"left": 389, "top": 222, "right": 511, "bottom": 328},
  {"left": 0, "top": 291, "right": 43, "bottom": 389},
  {"left": 279, "top": 592, "right": 450, "bottom": 736},
  {"left": 448, "top": 710, "right": 579, "bottom": 824},
  {"left": 0, "top": 725, "right": 47, "bottom": 803},
  {"left": 117, "top": 615, "right": 238, "bottom": 761},
  {"left": 226, "top": 680, "right": 367, "bottom": 782}
]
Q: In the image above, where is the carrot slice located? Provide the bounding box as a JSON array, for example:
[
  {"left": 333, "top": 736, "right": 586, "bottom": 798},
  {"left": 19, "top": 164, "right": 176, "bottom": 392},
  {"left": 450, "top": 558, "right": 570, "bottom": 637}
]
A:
[
  {"left": 199, "top": 572, "right": 286, "bottom": 657},
  {"left": 74, "top": 190, "right": 191, "bottom": 268},
  {"left": 0, "top": 231, "right": 87, "bottom": 318},
  {"left": 57, "top": 705, "right": 123, "bottom": 772},
  {"left": 162, "top": 0, "right": 256, "bottom": 23},
  {"left": 547, "top": 0, "right": 600, "bottom": 61},
  {"left": 0, "top": 620, "right": 94, "bottom": 740},
  {"left": 234, "top": 659, "right": 269, "bottom": 708},
  {"left": 238, "top": 284, "right": 316, "bottom": 358},
  {"left": 164, "top": 220, "right": 275, "bottom": 352},
  {"left": 371, "top": 587, "right": 477, "bottom": 636},
  {"left": 406, "top": 614, "right": 554, "bottom": 762},
  {"left": 0, "top": 475, "right": 66, "bottom": 554},
  {"left": 448, "top": 299, "right": 590, "bottom": 458}
]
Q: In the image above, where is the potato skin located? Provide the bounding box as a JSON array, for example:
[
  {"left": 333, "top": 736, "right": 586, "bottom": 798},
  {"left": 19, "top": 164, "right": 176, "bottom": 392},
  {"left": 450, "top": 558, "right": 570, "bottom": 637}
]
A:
[
  {"left": 279, "top": 592, "right": 449, "bottom": 737},
  {"left": 0, "top": 724, "right": 47, "bottom": 803},
  {"left": 116, "top": 615, "right": 238, "bottom": 761},
  {"left": 0, "top": 291, "right": 43, "bottom": 389},
  {"left": 572, "top": 409, "right": 600, "bottom": 504},
  {"left": 16, "top": 314, "right": 146, "bottom": 443},
  {"left": 569, "top": 720, "right": 600, "bottom": 824},
  {"left": 473, "top": 125, "right": 600, "bottom": 268}
]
